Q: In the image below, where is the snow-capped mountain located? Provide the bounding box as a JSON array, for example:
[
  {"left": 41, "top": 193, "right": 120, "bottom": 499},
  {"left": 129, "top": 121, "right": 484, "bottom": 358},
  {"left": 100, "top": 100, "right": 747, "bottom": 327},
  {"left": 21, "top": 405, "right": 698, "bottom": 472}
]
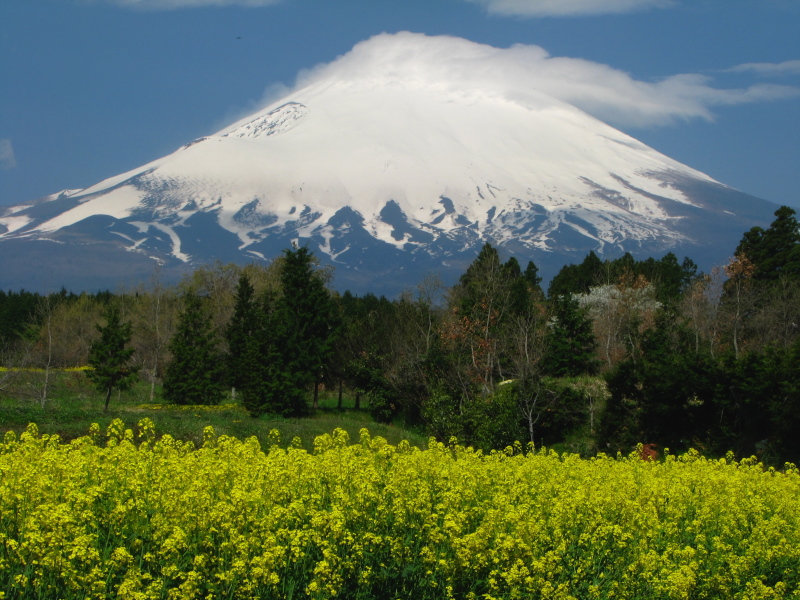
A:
[{"left": 0, "top": 34, "right": 777, "bottom": 294}]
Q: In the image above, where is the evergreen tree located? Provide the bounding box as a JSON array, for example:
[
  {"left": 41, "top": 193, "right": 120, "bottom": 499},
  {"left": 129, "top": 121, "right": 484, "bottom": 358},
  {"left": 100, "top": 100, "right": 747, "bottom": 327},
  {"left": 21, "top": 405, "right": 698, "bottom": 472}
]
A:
[
  {"left": 225, "top": 274, "right": 270, "bottom": 415},
  {"left": 736, "top": 206, "right": 800, "bottom": 281},
  {"left": 637, "top": 253, "right": 697, "bottom": 305},
  {"left": 226, "top": 274, "right": 259, "bottom": 394},
  {"left": 770, "top": 338, "right": 800, "bottom": 463},
  {"left": 457, "top": 243, "right": 505, "bottom": 314},
  {"left": 504, "top": 257, "right": 544, "bottom": 316},
  {"left": 613, "top": 253, "right": 637, "bottom": 280},
  {"left": 163, "top": 292, "right": 224, "bottom": 405},
  {"left": 87, "top": 305, "right": 139, "bottom": 412},
  {"left": 276, "top": 245, "right": 337, "bottom": 413},
  {"left": 243, "top": 291, "right": 292, "bottom": 417},
  {"left": 547, "top": 251, "right": 603, "bottom": 298},
  {"left": 542, "top": 294, "right": 598, "bottom": 377},
  {"left": 601, "top": 315, "right": 717, "bottom": 454},
  {"left": 0, "top": 290, "right": 42, "bottom": 344},
  {"left": 523, "top": 260, "right": 543, "bottom": 294},
  {"left": 502, "top": 256, "right": 522, "bottom": 279}
]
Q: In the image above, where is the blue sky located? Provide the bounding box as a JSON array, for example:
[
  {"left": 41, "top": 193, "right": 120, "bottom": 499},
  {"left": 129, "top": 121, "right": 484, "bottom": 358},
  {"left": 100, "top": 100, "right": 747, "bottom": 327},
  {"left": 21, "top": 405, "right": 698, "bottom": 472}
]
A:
[{"left": 1, "top": 0, "right": 798, "bottom": 209}]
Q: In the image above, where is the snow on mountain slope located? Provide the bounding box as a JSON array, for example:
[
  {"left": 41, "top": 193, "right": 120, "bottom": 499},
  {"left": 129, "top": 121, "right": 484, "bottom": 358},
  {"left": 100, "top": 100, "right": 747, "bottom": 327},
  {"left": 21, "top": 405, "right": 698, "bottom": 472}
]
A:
[
  {"left": 5, "top": 77, "right": 710, "bottom": 245},
  {"left": 0, "top": 33, "right": 778, "bottom": 293}
]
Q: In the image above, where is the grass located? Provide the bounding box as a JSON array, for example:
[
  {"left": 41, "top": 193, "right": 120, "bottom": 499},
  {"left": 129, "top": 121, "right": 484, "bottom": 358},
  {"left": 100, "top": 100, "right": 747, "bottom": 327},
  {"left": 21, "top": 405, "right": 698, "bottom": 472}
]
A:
[{"left": 0, "top": 370, "right": 428, "bottom": 451}]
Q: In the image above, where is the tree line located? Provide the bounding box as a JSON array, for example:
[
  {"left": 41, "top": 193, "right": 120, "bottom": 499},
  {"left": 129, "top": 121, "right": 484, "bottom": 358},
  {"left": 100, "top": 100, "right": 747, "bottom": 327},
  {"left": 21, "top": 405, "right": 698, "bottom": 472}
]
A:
[{"left": 2, "top": 208, "right": 800, "bottom": 465}]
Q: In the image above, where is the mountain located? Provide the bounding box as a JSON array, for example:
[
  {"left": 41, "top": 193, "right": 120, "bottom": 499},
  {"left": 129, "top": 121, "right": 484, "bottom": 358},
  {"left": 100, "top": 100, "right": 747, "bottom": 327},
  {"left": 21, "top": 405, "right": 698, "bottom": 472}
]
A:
[{"left": 0, "top": 34, "right": 777, "bottom": 294}]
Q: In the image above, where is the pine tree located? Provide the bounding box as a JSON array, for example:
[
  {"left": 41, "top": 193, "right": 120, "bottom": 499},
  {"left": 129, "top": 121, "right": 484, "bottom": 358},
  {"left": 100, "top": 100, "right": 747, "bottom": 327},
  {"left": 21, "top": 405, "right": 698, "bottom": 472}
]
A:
[
  {"left": 87, "top": 305, "right": 139, "bottom": 412},
  {"left": 547, "top": 251, "right": 603, "bottom": 298},
  {"left": 736, "top": 206, "right": 800, "bottom": 281},
  {"left": 231, "top": 287, "right": 288, "bottom": 417},
  {"left": 542, "top": 294, "right": 598, "bottom": 377},
  {"left": 457, "top": 243, "right": 504, "bottom": 313},
  {"left": 276, "top": 246, "right": 337, "bottom": 414},
  {"left": 523, "top": 260, "right": 543, "bottom": 294},
  {"left": 226, "top": 274, "right": 259, "bottom": 395},
  {"left": 507, "top": 258, "right": 544, "bottom": 316},
  {"left": 163, "top": 292, "right": 224, "bottom": 405},
  {"left": 252, "top": 295, "right": 294, "bottom": 416}
]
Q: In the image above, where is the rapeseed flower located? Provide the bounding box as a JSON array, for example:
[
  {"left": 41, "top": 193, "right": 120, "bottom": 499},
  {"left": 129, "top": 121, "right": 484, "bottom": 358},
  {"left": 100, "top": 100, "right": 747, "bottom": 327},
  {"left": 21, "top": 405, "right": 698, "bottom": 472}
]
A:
[{"left": 0, "top": 422, "right": 798, "bottom": 599}]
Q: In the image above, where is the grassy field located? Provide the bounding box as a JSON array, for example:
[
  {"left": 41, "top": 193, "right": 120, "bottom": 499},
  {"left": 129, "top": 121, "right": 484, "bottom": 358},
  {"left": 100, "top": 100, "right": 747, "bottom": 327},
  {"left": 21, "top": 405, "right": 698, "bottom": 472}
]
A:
[{"left": 0, "top": 370, "right": 428, "bottom": 451}]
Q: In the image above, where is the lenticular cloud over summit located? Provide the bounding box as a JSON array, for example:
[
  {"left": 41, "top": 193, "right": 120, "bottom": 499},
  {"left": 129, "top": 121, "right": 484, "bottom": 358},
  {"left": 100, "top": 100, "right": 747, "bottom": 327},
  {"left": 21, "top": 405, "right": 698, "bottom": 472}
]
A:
[{"left": 294, "top": 33, "right": 797, "bottom": 128}]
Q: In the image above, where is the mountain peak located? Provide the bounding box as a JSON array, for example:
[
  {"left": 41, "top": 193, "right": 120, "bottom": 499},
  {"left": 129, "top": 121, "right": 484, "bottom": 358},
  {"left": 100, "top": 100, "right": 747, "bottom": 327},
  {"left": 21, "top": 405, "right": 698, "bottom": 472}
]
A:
[
  {"left": 0, "top": 33, "right": 777, "bottom": 293},
  {"left": 222, "top": 102, "right": 310, "bottom": 140}
]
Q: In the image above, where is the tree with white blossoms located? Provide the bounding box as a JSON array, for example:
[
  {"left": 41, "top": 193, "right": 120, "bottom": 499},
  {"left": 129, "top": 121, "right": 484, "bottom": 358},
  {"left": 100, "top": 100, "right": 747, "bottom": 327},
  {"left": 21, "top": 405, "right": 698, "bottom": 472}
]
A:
[{"left": 574, "top": 274, "right": 662, "bottom": 368}]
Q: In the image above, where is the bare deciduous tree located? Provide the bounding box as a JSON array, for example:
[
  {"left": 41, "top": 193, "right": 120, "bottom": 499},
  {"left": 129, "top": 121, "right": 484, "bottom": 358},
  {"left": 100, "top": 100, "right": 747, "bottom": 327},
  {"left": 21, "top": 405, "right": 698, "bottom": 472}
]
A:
[{"left": 723, "top": 254, "right": 756, "bottom": 358}]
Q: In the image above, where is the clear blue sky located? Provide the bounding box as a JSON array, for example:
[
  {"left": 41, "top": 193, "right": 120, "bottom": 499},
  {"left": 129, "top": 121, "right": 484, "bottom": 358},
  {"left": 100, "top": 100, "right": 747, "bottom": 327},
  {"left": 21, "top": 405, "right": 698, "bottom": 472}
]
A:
[{"left": 1, "top": 0, "right": 798, "bottom": 209}]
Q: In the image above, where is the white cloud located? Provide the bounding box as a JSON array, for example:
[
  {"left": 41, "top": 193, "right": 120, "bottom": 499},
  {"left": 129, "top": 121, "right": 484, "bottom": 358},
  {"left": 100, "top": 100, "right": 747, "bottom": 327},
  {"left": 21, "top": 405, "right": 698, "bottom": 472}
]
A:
[
  {"left": 87, "top": 0, "right": 283, "bottom": 9},
  {"left": 291, "top": 33, "right": 800, "bottom": 129},
  {"left": 0, "top": 139, "right": 16, "bottom": 170},
  {"left": 726, "top": 60, "right": 800, "bottom": 77},
  {"left": 460, "top": 0, "right": 673, "bottom": 17}
]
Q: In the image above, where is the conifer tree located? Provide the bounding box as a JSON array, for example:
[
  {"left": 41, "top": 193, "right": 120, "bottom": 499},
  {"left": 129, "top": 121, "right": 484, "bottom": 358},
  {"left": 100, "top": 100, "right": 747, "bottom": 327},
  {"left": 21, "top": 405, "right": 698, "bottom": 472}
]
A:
[
  {"left": 542, "top": 294, "right": 598, "bottom": 377},
  {"left": 251, "top": 294, "right": 294, "bottom": 416},
  {"left": 506, "top": 258, "right": 544, "bottom": 316},
  {"left": 276, "top": 245, "right": 337, "bottom": 413},
  {"left": 231, "top": 287, "right": 288, "bottom": 417},
  {"left": 457, "top": 243, "right": 504, "bottom": 314},
  {"left": 226, "top": 273, "right": 259, "bottom": 397},
  {"left": 163, "top": 292, "right": 224, "bottom": 405},
  {"left": 547, "top": 251, "right": 603, "bottom": 298},
  {"left": 736, "top": 206, "right": 800, "bottom": 281},
  {"left": 87, "top": 305, "right": 139, "bottom": 412},
  {"left": 523, "top": 260, "right": 543, "bottom": 294}
]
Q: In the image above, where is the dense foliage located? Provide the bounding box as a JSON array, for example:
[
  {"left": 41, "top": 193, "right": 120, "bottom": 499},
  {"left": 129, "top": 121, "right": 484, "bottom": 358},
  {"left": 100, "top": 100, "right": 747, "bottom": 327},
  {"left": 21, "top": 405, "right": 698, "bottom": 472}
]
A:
[
  {"left": 225, "top": 246, "right": 337, "bottom": 417},
  {"left": 2, "top": 208, "right": 800, "bottom": 464}
]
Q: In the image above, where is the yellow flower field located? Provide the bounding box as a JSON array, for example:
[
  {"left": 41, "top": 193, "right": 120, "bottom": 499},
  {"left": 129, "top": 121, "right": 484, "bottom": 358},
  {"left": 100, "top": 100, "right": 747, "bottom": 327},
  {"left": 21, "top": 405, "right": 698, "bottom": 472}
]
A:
[{"left": 1, "top": 420, "right": 799, "bottom": 600}]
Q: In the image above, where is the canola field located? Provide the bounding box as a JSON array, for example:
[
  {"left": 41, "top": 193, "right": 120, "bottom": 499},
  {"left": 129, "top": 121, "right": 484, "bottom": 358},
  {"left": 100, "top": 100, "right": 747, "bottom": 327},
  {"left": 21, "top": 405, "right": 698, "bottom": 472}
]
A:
[{"left": 1, "top": 420, "right": 799, "bottom": 600}]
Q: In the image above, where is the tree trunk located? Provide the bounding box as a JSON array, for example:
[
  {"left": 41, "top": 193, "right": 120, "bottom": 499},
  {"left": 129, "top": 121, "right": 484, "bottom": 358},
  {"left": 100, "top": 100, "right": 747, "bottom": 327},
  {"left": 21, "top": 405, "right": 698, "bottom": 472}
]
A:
[
  {"left": 355, "top": 391, "right": 361, "bottom": 410},
  {"left": 526, "top": 406, "right": 536, "bottom": 446},
  {"left": 40, "top": 310, "right": 53, "bottom": 409},
  {"left": 313, "top": 380, "right": 319, "bottom": 409},
  {"left": 41, "top": 364, "right": 50, "bottom": 409},
  {"left": 337, "top": 380, "right": 343, "bottom": 409},
  {"left": 104, "top": 387, "right": 113, "bottom": 412}
]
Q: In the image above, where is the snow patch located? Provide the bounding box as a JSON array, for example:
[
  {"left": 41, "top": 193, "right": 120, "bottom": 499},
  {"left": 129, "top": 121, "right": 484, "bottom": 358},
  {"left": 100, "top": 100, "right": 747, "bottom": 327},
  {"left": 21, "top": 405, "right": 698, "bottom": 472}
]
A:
[
  {"left": 149, "top": 223, "right": 190, "bottom": 262},
  {"left": 35, "top": 185, "right": 145, "bottom": 232},
  {"left": 110, "top": 231, "right": 148, "bottom": 249},
  {"left": 0, "top": 215, "right": 32, "bottom": 234},
  {"left": 128, "top": 221, "right": 151, "bottom": 234},
  {"left": 223, "top": 103, "right": 309, "bottom": 140}
]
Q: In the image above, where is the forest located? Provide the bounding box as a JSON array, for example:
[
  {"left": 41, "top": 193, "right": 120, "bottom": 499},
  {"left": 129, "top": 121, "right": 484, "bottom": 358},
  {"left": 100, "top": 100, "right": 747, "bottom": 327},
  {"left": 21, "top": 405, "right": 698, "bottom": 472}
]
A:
[{"left": 1, "top": 206, "right": 799, "bottom": 466}]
